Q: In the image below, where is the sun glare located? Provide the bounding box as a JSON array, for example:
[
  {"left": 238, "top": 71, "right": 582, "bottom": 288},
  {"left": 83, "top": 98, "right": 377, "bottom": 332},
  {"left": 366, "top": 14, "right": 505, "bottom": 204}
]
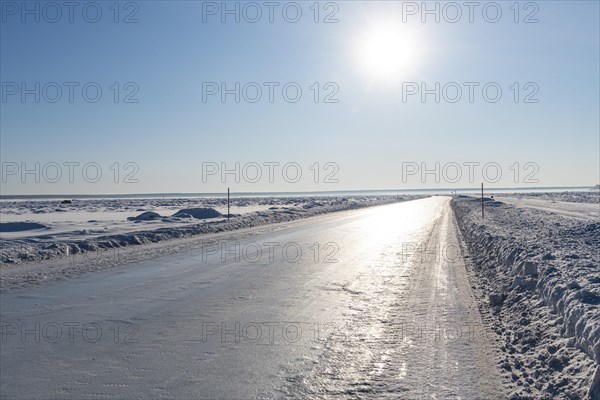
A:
[{"left": 355, "top": 22, "right": 423, "bottom": 83}]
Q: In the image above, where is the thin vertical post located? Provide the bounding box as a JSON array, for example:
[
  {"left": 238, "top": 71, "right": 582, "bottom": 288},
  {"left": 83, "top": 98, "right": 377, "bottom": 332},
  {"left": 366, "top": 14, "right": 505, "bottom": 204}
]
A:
[
  {"left": 227, "top": 188, "right": 230, "bottom": 221},
  {"left": 481, "top": 183, "right": 484, "bottom": 219}
]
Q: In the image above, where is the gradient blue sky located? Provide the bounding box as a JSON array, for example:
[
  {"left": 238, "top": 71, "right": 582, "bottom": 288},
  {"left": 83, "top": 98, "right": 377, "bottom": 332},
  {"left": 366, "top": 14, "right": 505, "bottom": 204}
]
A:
[{"left": 1, "top": 1, "right": 599, "bottom": 194}]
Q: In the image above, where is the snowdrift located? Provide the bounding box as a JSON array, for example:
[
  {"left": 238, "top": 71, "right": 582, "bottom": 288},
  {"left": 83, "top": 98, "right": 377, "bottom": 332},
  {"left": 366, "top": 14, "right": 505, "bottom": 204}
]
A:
[
  {"left": 0, "top": 222, "right": 49, "bottom": 233},
  {"left": 452, "top": 196, "right": 599, "bottom": 398}
]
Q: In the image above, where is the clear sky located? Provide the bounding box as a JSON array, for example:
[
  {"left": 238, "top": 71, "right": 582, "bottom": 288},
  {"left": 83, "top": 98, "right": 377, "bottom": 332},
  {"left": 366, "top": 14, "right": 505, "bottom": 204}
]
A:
[{"left": 1, "top": 1, "right": 599, "bottom": 195}]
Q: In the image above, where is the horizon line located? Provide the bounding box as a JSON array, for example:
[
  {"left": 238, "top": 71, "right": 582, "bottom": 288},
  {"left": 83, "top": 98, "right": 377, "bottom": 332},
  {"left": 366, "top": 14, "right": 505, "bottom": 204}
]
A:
[{"left": 0, "top": 185, "right": 597, "bottom": 199}]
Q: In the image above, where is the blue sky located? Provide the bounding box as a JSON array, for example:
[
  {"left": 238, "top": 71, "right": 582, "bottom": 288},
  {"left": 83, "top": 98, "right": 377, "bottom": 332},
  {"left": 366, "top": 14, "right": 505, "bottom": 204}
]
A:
[{"left": 1, "top": 1, "right": 599, "bottom": 194}]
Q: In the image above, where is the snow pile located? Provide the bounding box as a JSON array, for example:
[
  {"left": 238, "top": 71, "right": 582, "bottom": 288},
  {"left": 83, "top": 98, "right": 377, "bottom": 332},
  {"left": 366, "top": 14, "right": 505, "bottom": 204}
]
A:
[
  {"left": 171, "top": 208, "right": 222, "bottom": 219},
  {"left": 127, "top": 211, "right": 164, "bottom": 221},
  {"left": 452, "top": 195, "right": 599, "bottom": 399},
  {"left": 0, "top": 222, "right": 49, "bottom": 233}
]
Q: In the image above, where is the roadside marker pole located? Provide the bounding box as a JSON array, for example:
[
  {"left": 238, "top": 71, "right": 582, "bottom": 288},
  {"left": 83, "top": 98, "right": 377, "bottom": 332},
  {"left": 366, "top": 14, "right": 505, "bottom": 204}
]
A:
[
  {"left": 227, "top": 188, "right": 230, "bottom": 221},
  {"left": 481, "top": 183, "right": 484, "bottom": 219}
]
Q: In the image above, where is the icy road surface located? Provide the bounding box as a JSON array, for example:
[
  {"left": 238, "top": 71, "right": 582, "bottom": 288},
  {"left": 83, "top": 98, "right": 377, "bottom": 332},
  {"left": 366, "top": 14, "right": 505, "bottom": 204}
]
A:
[
  {"left": 0, "top": 196, "right": 506, "bottom": 399},
  {"left": 494, "top": 196, "right": 599, "bottom": 221}
]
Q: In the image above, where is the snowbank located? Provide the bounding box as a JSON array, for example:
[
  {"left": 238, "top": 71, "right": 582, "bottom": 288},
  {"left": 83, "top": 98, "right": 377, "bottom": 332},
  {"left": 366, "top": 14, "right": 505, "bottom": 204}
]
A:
[
  {"left": 171, "top": 208, "right": 222, "bottom": 219},
  {"left": 452, "top": 196, "right": 599, "bottom": 399},
  {"left": 127, "top": 211, "right": 164, "bottom": 221}
]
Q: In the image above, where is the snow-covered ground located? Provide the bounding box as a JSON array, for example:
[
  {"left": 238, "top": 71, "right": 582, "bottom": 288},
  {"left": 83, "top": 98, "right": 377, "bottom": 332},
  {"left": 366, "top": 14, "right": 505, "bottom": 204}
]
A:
[
  {"left": 0, "top": 198, "right": 272, "bottom": 241},
  {"left": 452, "top": 193, "right": 599, "bottom": 399},
  {"left": 0, "top": 195, "right": 421, "bottom": 267}
]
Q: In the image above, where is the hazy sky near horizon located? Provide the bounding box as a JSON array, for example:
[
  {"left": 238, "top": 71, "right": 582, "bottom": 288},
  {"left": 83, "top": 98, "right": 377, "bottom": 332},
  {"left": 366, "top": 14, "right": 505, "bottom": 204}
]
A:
[{"left": 1, "top": 1, "right": 599, "bottom": 194}]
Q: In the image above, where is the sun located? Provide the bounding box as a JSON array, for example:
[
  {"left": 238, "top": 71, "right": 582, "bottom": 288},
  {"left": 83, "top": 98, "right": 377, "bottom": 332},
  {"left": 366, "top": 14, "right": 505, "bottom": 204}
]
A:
[{"left": 355, "top": 21, "right": 422, "bottom": 83}]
